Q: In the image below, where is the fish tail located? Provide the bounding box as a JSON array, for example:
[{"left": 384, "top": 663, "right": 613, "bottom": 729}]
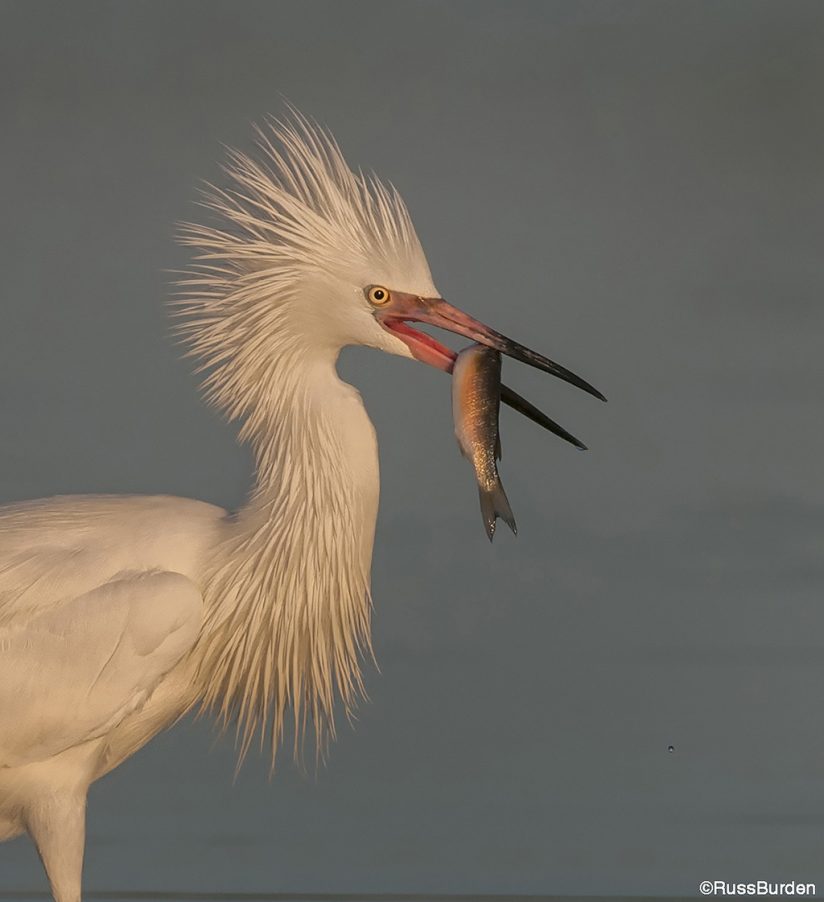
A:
[{"left": 478, "top": 480, "right": 517, "bottom": 542}]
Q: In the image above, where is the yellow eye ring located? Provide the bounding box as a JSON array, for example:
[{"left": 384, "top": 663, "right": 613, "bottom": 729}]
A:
[{"left": 367, "top": 285, "right": 391, "bottom": 306}]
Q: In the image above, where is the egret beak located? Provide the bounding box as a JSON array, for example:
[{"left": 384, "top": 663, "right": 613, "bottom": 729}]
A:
[
  {"left": 376, "top": 292, "right": 604, "bottom": 449},
  {"left": 376, "top": 292, "right": 605, "bottom": 401}
]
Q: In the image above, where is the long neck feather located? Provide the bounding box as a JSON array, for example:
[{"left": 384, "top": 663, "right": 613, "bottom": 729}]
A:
[{"left": 192, "top": 350, "right": 379, "bottom": 767}]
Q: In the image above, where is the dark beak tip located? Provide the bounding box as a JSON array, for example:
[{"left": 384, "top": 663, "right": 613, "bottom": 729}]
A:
[{"left": 581, "top": 382, "right": 607, "bottom": 403}]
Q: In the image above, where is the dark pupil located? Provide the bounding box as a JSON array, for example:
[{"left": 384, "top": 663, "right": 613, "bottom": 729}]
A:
[{"left": 374, "top": 290, "right": 384, "bottom": 300}]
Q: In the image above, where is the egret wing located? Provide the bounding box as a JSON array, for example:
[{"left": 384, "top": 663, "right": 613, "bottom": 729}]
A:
[
  {"left": 0, "top": 570, "right": 203, "bottom": 767},
  {"left": 0, "top": 495, "right": 224, "bottom": 628}
]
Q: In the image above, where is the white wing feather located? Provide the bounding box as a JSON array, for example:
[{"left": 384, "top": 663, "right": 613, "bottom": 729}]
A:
[
  {"left": 0, "top": 495, "right": 223, "bottom": 627},
  {"left": 0, "top": 571, "right": 202, "bottom": 767},
  {"left": 0, "top": 494, "right": 226, "bottom": 767}
]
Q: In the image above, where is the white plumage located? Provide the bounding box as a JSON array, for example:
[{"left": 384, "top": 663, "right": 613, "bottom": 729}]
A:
[
  {"left": 0, "top": 113, "right": 436, "bottom": 902},
  {"left": 0, "top": 111, "right": 601, "bottom": 902},
  {"left": 0, "top": 495, "right": 223, "bottom": 899}
]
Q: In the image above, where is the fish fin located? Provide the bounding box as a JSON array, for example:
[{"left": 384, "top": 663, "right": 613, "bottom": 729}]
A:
[{"left": 478, "top": 481, "right": 517, "bottom": 542}]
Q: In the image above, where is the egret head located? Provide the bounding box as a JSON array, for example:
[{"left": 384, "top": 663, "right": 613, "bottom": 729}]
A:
[
  {"left": 177, "top": 111, "right": 603, "bottom": 428},
  {"left": 177, "top": 113, "right": 431, "bottom": 395}
]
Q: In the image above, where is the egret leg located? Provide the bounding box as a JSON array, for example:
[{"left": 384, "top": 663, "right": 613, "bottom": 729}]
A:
[{"left": 26, "top": 791, "right": 86, "bottom": 902}]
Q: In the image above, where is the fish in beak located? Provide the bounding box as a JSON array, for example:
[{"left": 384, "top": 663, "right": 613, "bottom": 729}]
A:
[
  {"left": 373, "top": 290, "right": 605, "bottom": 450},
  {"left": 452, "top": 344, "right": 517, "bottom": 541}
]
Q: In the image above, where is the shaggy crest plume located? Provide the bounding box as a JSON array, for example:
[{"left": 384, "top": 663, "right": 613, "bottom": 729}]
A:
[{"left": 175, "top": 111, "right": 431, "bottom": 428}]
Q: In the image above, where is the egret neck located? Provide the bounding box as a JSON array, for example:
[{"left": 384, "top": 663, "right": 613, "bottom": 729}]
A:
[{"left": 193, "top": 341, "right": 379, "bottom": 765}]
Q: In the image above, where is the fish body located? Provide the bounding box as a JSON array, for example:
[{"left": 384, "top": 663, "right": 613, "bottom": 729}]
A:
[{"left": 452, "top": 344, "right": 517, "bottom": 541}]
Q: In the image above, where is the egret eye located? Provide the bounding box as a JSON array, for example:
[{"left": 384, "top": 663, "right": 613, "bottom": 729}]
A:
[{"left": 367, "top": 285, "right": 391, "bottom": 306}]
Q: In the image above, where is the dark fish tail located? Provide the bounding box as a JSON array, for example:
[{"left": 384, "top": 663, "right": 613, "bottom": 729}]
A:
[{"left": 478, "top": 479, "right": 517, "bottom": 542}]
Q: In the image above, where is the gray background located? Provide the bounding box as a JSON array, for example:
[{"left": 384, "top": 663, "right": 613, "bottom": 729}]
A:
[{"left": 1, "top": 0, "right": 823, "bottom": 897}]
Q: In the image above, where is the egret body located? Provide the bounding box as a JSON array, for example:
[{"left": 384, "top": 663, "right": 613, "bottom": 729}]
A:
[{"left": 0, "top": 114, "right": 601, "bottom": 902}]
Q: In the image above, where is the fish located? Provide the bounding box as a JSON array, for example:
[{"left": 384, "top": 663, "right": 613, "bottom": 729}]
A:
[{"left": 452, "top": 343, "right": 517, "bottom": 541}]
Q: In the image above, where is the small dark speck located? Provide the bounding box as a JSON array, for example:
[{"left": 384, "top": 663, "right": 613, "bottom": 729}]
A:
[{"left": 668, "top": 745, "right": 675, "bottom": 753}]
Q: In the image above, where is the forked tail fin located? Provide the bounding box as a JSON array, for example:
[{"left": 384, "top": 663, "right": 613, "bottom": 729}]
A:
[{"left": 478, "top": 480, "right": 517, "bottom": 542}]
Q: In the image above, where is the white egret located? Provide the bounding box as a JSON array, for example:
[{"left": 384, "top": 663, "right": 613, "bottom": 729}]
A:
[{"left": 0, "top": 112, "right": 603, "bottom": 902}]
